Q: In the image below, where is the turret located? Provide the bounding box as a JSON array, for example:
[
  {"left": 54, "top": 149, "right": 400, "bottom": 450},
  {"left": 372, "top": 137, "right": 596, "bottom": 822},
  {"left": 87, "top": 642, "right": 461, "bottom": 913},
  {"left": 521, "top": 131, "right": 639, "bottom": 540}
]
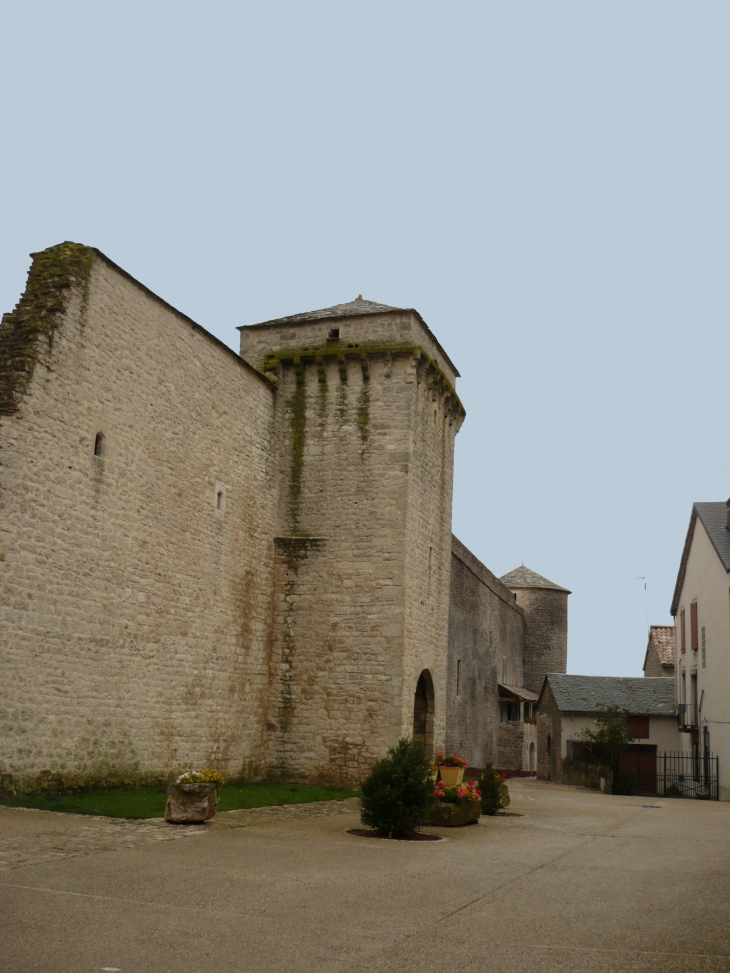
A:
[{"left": 499, "top": 565, "right": 570, "bottom": 695}]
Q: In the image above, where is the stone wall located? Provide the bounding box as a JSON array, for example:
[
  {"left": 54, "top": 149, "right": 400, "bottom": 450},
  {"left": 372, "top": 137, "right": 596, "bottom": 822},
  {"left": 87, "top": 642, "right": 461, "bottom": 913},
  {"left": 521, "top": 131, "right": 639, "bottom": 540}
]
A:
[
  {"left": 445, "top": 537, "right": 524, "bottom": 767},
  {"left": 516, "top": 587, "right": 568, "bottom": 695},
  {"left": 536, "top": 682, "right": 563, "bottom": 781},
  {"left": 497, "top": 721, "right": 537, "bottom": 772},
  {"left": 239, "top": 315, "right": 464, "bottom": 782},
  {"left": 0, "top": 246, "right": 278, "bottom": 791},
  {"left": 643, "top": 648, "right": 663, "bottom": 678}
]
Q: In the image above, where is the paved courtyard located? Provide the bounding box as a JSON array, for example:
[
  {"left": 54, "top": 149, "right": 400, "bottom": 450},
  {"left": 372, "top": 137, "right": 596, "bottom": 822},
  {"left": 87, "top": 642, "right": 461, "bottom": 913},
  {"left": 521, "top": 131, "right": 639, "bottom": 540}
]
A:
[{"left": 0, "top": 778, "right": 728, "bottom": 973}]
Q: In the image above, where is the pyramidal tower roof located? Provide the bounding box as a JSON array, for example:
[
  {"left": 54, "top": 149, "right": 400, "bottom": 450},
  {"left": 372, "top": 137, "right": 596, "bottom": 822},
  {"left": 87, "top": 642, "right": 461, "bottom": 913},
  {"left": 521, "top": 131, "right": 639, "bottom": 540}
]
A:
[
  {"left": 499, "top": 565, "right": 570, "bottom": 593},
  {"left": 248, "top": 296, "right": 401, "bottom": 328}
]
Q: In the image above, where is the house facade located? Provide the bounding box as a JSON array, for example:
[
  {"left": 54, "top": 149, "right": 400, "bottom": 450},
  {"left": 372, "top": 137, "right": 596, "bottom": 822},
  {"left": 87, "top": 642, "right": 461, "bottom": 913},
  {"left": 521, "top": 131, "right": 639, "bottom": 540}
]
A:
[
  {"left": 671, "top": 501, "right": 730, "bottom": 801},
  {"left": 536, "top": 674, "right": 679, "bottom": 783}
]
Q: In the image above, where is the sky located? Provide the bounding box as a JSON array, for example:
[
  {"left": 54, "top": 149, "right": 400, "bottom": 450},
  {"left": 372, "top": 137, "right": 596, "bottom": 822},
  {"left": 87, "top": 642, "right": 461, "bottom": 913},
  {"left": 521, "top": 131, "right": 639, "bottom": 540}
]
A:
[{"left": 2, "top": 2, "right": 728, "bottom": 676}]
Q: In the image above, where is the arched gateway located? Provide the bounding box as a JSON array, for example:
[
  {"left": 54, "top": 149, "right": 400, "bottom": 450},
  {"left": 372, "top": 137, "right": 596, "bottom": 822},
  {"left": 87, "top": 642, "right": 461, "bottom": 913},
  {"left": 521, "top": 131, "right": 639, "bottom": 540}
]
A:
[{"left": 413, "top": 670, "right": 435, "bottom": 757}]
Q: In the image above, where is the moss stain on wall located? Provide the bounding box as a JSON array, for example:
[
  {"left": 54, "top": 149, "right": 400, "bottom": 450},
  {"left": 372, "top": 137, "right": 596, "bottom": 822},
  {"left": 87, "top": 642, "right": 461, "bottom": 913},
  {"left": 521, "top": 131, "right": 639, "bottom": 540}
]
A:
[
  {"left": 0, "top": 242, "right": 95, "bottom": 417},
  {"left": 287, "top": 359, "right": 306, "bottom": 530}
]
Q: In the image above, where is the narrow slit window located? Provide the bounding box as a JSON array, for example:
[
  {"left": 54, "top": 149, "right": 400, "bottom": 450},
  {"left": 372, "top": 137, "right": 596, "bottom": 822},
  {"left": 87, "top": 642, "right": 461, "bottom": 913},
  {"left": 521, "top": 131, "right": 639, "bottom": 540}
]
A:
[
  {"left": 94, "top": 432, "right": 104, "bottom": 457},
  {"left": 456, "top": 660, "right": 461, "bottom": 696},
  {"left": 216, "top": 490, "right": 224, "bottom": 510}
]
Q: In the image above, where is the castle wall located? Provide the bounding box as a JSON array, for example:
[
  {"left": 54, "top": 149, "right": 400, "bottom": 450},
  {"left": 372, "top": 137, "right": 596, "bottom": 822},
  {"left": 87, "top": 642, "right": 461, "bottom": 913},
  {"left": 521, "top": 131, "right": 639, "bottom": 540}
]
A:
[
  {"left": 445, "top": 537, "right": 524, "bottom": 767},
  {"left": 400, "top": 358, "right": 460, "bottom": 758},
  {"left": 0, "top": 249, "right": 277, "bottom": 791},
  {"left": 516, "top": 587, "right": 568, "bottom": 695},
  {"left": 256, "top": 340, "right": 462, "bottom": 782},
  {"left": 238, "top": 309, "right": 458, "bottom": 387},
  {"left": 262, "top": 353, "right": 411, "bottom": 782}
]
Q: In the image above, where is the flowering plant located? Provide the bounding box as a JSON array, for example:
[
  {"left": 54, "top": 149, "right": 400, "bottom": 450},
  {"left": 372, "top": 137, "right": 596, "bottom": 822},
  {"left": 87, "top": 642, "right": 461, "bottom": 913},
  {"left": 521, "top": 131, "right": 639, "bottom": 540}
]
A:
[
  {"left": 175, "top": 769, "right": 226, "bottom": 787},
  {"left": 433, "top": 778, "right": 481, "bottom": 804},
  {"left": 435, "top": 752, "right": 467, "bottom": 768}
]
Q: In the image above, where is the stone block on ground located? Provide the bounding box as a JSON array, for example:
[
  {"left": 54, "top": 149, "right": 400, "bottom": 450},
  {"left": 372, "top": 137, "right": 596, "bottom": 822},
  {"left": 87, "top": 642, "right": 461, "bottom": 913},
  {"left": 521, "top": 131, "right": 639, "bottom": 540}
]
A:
[
  {"left": 424, "top": 800, "right": 481, "bottom": 827},
  {"left": 165, "top": 784, "right": 219, "bottom": 823}
]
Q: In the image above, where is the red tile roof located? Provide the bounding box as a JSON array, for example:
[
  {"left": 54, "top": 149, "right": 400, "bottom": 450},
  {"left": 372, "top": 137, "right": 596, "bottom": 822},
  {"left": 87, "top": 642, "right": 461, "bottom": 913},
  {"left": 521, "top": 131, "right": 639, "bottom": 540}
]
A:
[{"left": 648, "top": 626, "right": 675, "bottom": 667}]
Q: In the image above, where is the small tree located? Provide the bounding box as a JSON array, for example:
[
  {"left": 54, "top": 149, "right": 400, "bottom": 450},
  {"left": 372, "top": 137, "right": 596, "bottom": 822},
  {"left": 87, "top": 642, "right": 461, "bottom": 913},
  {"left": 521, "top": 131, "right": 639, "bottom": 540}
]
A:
[
  {"left": 360, "top": 738, "right": 435, "bottom": 838},
  {"left": 581, "top": 705, "right": 637, "bottom": 793}
]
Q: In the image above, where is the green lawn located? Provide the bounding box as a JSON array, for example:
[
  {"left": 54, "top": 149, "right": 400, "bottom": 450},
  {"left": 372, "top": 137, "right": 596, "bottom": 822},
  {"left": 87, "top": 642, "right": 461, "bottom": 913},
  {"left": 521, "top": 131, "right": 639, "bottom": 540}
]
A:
[{"left": 0, "top": 782, "right": 359, "bottom": 819}]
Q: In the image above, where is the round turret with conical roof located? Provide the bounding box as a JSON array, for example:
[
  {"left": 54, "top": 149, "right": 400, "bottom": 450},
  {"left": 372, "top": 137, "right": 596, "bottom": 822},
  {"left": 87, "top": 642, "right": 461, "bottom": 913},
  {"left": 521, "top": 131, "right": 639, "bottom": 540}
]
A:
[{"left": 500, "top": 565, "right": 570, "bottom": 695}]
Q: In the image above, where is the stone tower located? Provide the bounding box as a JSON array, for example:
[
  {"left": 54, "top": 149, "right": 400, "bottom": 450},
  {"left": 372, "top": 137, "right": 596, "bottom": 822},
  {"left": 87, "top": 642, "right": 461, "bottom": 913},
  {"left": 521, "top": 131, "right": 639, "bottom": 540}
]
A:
[
  {"left": 499, "top": 566, "right": 570, "bottom": 695},
  {"left": 238, "top": 297, "right": 464, "bottom": 782}
]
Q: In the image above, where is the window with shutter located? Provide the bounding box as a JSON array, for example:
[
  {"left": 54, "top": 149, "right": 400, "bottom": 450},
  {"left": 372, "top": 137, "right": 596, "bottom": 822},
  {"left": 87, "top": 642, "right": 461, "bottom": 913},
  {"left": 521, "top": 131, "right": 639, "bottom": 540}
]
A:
[
  {"left": 690, "top": 602, "right": 699, "bottom": 652},
  {"left": 680, "top": 609, "right": 686, "bottom": 654},
  {"left": 628, "top": 715, "right": 650, "bottom": 739}
]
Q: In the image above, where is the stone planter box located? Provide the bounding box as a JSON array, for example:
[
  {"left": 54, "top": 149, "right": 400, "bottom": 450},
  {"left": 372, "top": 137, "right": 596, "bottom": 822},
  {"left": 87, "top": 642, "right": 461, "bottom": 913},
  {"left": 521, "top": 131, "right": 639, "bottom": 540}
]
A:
[
  {"left": 424, "top": 800, "right": 481, "bottom": 827},
  {"left": 165, "top": 783, "right": 220, "bottom": 823},
  {"left": 438, "top": 766, "right": 465, "bottom": 787}
]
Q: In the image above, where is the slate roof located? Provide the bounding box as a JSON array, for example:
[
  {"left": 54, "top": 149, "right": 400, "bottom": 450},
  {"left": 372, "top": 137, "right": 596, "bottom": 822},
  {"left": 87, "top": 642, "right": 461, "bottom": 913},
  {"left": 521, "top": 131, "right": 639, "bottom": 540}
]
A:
[
  {"left": 248, "top": 296, "right": 400, "bottom": 327},
  {"left": 671, "top": 502, "right": 730, "bottom": 615},
  {"left": 543, "top": 674, "right": 676, "bottom": 716},
  {"left": 646, "top": 626, "right": 675, "bottom": 668},
  {"left": 498, "top": 684, "right": 539, "bottom": 703},
  {"left": 500, "top": 565, "right": 570, "bottom": 593}
]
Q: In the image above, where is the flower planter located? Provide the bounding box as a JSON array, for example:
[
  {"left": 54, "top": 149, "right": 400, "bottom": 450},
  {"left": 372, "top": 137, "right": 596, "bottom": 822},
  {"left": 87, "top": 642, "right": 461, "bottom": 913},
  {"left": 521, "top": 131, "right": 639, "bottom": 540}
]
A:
[
  {"left": 438, "top": 765, "right": 465, "bottom": 787},
  {"left": 425, "top": 800, "right": 481, "bottom": 827},
  {"left": 165, "top": 783, "right": 219, "bottom": 823}
]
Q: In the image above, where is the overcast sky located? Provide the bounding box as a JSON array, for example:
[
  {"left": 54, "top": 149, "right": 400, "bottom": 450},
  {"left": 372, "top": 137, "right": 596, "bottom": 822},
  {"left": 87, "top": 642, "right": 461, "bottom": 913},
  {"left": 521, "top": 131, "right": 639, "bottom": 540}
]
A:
[{"left": 2, "top": 2, "right": 728, "bottom": 676}]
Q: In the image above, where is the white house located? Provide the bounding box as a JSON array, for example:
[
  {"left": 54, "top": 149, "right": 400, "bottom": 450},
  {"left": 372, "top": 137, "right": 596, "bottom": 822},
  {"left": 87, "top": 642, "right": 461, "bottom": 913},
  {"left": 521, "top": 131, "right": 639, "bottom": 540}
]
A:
[
  {"left": 671, "top": 500, "right": 730, "bottom": 801},
  {"left": 536, "top": 674, "right": 680, "bottom": 785}
]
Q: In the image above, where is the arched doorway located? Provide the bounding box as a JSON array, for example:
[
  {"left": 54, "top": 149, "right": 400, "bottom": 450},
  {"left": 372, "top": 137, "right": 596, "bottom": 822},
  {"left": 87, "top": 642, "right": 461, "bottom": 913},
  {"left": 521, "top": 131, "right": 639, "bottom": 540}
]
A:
[
  {"left": 529, "top": 741, "right": 536, "bottom": 773},
  {"left": 413, "top": 670, "right": 435, "bottom": 757}
]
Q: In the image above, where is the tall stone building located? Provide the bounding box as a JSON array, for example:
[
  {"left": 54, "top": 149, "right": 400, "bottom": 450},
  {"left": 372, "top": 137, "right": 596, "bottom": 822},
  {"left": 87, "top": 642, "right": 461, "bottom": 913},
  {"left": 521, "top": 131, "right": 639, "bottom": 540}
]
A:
[{"left": 0, "top": 242, "right": 568, "bottom": 791}]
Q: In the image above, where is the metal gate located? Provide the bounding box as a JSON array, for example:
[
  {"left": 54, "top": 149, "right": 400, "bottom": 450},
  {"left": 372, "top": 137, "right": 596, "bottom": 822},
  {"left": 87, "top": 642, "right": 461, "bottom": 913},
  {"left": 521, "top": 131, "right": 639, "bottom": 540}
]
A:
[{"left": 656, "top": 750, "right": 719, "bottom": 800}]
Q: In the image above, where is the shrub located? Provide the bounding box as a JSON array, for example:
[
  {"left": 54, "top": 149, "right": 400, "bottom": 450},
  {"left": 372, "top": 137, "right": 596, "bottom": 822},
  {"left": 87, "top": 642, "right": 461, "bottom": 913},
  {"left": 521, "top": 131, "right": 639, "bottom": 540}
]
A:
[
  {"left": 478, "top": 763, "right": 504, "bottom": 816},
  {"left": 360, "top": 738, "right": 435, "bottom": 838}
]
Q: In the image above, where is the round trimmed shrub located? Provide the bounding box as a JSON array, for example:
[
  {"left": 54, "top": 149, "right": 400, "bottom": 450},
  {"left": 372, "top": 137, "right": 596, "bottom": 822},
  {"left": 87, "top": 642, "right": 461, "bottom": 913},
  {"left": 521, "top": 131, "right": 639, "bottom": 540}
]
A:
[
  {"left": 359, "top": 738, "right": 435, "bottom": 838},
  {"left": 478, "top": 763, "right": 503, "bottom": 816}
]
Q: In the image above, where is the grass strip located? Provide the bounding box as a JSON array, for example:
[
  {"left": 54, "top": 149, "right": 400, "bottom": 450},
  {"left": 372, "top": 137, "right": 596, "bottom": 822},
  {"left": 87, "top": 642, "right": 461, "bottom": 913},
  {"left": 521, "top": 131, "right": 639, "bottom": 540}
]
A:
[{"left": 0, "top": 782, "right": 359, "bottom": 820}]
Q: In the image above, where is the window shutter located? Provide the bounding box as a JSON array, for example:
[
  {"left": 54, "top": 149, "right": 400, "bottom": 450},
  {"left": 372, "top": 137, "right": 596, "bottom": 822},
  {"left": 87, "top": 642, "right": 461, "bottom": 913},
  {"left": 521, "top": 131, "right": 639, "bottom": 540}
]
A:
[
  {"left": 680, "top": 609, "right": 686, "bottom": 654},
  {"left": 627, "top": 715, "right": 650, "bottom": 739},
  {"left": 690, "top": 602, "right": 699, "bottom": 652}
]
